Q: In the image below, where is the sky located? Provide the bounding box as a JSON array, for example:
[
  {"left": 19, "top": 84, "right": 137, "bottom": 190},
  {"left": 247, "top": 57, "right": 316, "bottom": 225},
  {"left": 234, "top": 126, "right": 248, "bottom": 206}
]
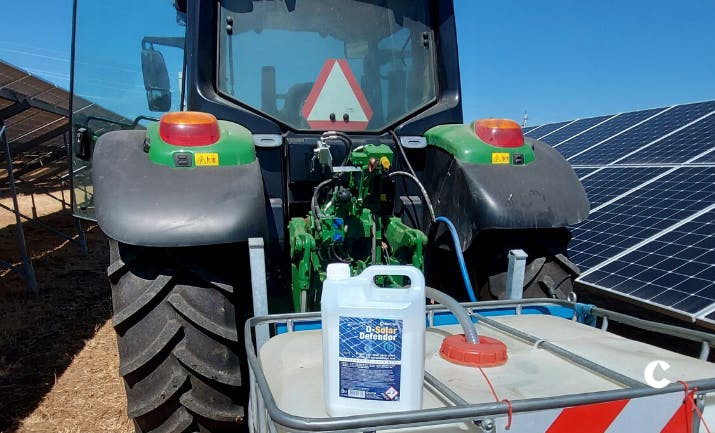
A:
[{"left": 1, "top": 1, "right": 714, "bottom": 126}]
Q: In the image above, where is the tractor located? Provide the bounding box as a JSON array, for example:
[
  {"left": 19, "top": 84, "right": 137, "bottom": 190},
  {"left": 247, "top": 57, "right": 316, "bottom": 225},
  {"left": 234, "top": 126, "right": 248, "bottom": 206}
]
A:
[{"left": 69, "top": 1, "right": 589, "bottom": 432}]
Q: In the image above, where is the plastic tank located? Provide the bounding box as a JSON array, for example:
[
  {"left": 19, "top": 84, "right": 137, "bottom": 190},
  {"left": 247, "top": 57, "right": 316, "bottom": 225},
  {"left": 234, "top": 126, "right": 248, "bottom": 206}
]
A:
[{"left": 321, "top": 264, "right": 426, "bottom": 416}]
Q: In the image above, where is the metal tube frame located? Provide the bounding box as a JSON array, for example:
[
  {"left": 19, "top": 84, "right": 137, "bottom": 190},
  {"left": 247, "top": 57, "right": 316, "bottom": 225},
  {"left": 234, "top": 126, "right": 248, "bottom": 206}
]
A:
[
  {"left": 473, "top": 298, "right": 715, "bottom": 347},
  {"left": 473, "top": 313, "right": 644, "bottom": 387},
  {"left": 249, "top": 237, "right": 269, "bottom": 349},
  {"left": 244, "top": 298, "right": 715, "bottom": 433},
  {"left": 505, "top": 249, "right": 527, "bottom": 304}
]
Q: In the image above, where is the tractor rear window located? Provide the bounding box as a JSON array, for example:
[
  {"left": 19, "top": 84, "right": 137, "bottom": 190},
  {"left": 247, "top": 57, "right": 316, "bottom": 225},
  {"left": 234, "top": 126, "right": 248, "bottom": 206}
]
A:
[{"left": 217, "top": 0, "right": 437, "bottom": 132}]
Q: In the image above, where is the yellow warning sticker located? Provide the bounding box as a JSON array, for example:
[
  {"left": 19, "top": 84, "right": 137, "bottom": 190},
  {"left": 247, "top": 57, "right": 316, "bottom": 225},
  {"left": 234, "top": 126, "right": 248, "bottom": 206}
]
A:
[
  {"left": 195, "top": 153, "right": 219, "bottom": 166},
  {"left": 491, "top": 153, "right": 510, "bottom": 164}
]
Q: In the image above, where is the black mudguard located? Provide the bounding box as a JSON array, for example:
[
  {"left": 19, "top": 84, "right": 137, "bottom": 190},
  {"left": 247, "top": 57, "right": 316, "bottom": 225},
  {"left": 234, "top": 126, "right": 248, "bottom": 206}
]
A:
[
  {"left": 92, "top": 130, "right": 266, "bottom": 247},
  {"left": 424, "top": 137, "right": 589, "bottom": 250}
]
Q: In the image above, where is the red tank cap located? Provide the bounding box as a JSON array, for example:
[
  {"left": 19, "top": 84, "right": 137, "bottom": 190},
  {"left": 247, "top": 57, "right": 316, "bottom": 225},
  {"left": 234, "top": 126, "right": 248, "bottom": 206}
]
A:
[{"left": 439, "top": 334, "right": 507, "bottom": 367}]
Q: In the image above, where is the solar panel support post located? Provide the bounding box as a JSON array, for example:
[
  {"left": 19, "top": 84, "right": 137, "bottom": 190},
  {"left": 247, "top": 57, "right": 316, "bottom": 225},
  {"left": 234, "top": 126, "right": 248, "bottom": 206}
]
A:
[
  {"left": 506, "top": 249, "right": 528, "bottom": 313},
  {"left": 63, "top": 131, "right": 88, "bottom": 256},
  {"left": 72, "top": 205, "right": 88, "bottom": 256},
  {"left": 1, "top": 123, "right": 38, "bottom": 292}
]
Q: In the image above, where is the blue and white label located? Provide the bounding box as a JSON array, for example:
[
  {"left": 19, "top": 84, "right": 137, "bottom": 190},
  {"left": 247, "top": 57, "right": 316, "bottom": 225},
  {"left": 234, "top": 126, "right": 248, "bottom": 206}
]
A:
[{"left": 338, "top": 316, "right": 403, "bottom": 401}]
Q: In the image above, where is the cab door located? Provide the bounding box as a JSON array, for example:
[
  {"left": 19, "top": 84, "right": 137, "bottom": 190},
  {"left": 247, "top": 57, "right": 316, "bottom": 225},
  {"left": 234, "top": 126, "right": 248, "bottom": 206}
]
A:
[{"left": 70, "top": 0, "right": 186, "bottom": 219}]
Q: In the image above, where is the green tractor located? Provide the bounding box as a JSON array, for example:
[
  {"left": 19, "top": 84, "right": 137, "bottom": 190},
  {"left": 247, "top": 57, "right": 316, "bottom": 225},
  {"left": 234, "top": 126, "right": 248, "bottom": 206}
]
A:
[{"left": 69, "top": 1, "right": 589, "bottom": 431}]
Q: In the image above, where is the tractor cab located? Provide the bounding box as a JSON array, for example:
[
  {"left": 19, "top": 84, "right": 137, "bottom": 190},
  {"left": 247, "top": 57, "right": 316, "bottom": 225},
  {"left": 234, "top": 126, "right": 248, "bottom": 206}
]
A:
[{"left": 214, "top": 0, "right": 438, "bottom": 132}]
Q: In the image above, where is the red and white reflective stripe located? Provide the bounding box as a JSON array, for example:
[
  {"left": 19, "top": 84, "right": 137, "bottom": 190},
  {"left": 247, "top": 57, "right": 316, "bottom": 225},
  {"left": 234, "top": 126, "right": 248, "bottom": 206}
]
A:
[
  {"left": 606, "top": 392, "right": 683, "bottom": 433},
  {"left": 493, "top": 392, "right": 691, "bottom": 433},
  {"left": 546, "top": 399, "right": 630, "bottom": 433}
]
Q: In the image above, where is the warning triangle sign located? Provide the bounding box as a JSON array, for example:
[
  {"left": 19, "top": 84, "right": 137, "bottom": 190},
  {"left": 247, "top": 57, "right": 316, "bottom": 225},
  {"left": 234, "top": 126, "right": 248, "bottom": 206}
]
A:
[{"left": 302, "top": 59, "right": 373, "bottom": 131}]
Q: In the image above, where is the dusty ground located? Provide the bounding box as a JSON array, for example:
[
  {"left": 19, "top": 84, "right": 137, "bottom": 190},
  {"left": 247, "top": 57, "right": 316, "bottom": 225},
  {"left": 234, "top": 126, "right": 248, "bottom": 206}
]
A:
[
  {"left": 0, "top": 191, "right": 713, "bottom": 433},
  {"left": 0, "top": 192, "right": 132, "bottom": 433}
]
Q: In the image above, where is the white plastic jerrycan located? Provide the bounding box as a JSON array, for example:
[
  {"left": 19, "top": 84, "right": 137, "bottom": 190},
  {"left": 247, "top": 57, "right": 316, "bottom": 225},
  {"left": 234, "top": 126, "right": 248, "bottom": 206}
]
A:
[{"left": 321, "top": 264, "right": 426, "bottom": 416}]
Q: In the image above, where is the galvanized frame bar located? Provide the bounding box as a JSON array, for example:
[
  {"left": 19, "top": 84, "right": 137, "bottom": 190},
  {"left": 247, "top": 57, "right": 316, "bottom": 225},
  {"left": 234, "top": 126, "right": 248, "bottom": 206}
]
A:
[
  {"left": 505, "top": 249, "right": 527, "bottom": 303},
  {"left": 249, "top": 237, "right": 269, "bottom": 349},
  {"left": 590, "top": 305, "right": 715, "bottom": 347},
  {"left": 264, "top": 297, "right": 715, "bottom": 350},
  {"left": 701, "top": 342, "right": 711, "bottom": 361},
  {"left": 424, "top": 372, "right": 469, "bottom": 407},
  {"left": 474, "top": 313, "right": 643, "bottom": 387},
  {"left": 464, "top": 298, "right": 715, "bottom": 348},
  {"left": 1, "top": 123, "right": 37, "bottom": 292},
  {"left": 695, "top": 393, "right": 706, "bottom": 433}
]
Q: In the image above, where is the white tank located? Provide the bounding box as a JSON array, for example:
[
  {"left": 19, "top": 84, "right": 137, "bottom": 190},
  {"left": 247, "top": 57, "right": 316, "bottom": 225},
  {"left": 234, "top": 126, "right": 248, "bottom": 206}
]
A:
[
  {"left": 320, "top": 264, "right": 426, "bottom": 416},
  {"left": 259, "top": 315, "right": 715, "bottom": 431}
]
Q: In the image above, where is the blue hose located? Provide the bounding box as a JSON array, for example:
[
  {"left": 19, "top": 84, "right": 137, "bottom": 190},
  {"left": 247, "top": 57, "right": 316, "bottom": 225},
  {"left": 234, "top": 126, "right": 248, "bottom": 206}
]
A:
[{"left": 434, "top": 216, "right": 477, "bottom": 302}]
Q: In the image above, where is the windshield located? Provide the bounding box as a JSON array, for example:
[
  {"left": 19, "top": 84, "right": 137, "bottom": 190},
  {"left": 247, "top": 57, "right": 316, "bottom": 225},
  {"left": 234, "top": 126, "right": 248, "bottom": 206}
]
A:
[{"left": 218, "top": 0, "right": 437, "bottom": 132}]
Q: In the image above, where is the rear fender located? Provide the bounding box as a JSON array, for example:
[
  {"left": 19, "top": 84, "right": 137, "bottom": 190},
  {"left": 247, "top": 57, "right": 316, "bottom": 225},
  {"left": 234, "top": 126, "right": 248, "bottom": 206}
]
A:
[
  {"left": 92, "top": 130, "right": 266, "bottom": 247},
  {"left": 424, "top": 137, "right": 589, "bottom": 250}
]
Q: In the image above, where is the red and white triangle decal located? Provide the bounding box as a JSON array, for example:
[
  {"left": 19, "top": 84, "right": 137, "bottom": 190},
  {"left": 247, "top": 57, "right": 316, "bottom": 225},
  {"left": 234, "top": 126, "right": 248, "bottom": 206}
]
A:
[{"left": 301, "top": 59, "right": 373, "bottom": 131}]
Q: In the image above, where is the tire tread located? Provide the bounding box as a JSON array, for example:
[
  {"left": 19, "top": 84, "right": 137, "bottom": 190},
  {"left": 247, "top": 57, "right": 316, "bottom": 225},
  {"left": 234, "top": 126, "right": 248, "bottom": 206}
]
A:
[{"left": 109, "top": 240, "right": 245, "bottom": 432}]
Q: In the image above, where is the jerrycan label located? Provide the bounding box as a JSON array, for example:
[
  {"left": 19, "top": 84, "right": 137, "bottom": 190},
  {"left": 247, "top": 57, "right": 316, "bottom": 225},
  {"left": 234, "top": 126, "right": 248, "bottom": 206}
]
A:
[{"left": 338, "top": 316, "right": 403, "bottom": 401}]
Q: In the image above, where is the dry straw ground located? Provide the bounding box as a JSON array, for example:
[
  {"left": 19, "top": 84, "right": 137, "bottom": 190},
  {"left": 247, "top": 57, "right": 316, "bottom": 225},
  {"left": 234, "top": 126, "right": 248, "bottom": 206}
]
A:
[{"left": 0, "top": 192, "right": 132, "bottom": 433}]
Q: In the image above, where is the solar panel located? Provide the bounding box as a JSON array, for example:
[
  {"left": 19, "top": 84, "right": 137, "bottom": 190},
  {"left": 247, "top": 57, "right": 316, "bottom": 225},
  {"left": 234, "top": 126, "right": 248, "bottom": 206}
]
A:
[
  {"left": 522, "top": 126, "right": 539, "bottom": 135},
  {"left": 527, "top": 121, "right": 572, "bottom": 140},
  {"left": 569, "top": 166, "right": 715, "bottom": 272},
  {"left": 568, "top": 101, "right": 715, "bottom": 165},
  {"left": 700, "top": 306, "right": 715, "bottom": 327},
  {"left": 579, "top": 167, "right": 670, "bottom": 208},
  {"left": 555, "top": 108, "right": 666, "bottom": 159},
  {"left": 573, "top": 167, "right": 597, "bottom": 179},
  {"left": 693, "top": 151, "right": 715, "bottom": 163},
  {"left": 619, "top": 112, "right": 715, "bottom": 164},
  {"left": 579, "top": 207, "right": 715, "bottom": 319},
  {"left": 533, "top": 101, "right": 715, "bottom": 325},
  {"left": 538, "top": 115, "right": 613, "bottom": 146}
]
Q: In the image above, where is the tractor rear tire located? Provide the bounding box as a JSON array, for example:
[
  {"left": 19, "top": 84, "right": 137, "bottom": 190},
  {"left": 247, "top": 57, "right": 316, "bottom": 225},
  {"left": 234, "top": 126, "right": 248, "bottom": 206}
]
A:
[
  {"left": 108, "top": 239, "right": 249, "bottom": 433},
  {"left": 472, "top": 228, "right": 581, "bottom": 301},
  {"left": 426, "top": 228, "right": 580, "bottom": 302},
  {"left": 480, "top": 253, "right": 579, "bottom": 300}
]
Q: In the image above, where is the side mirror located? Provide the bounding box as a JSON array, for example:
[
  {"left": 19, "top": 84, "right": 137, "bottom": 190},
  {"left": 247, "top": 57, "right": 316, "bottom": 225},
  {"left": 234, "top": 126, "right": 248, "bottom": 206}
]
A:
[{"left": 141, "top": 48, "right": 171, "bottom": 112}]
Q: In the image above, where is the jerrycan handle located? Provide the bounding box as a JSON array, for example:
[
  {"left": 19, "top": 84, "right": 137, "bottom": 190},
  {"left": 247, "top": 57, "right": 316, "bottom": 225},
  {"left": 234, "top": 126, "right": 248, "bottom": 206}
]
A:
[{"left": 359, "top": 265, "right": 425, "bottom": 294}]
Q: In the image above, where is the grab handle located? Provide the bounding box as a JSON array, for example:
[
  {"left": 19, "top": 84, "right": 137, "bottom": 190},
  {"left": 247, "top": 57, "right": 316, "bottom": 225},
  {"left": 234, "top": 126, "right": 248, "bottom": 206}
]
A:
[{"left": 359, "top": 265, "right": 425, "bottom": 293}]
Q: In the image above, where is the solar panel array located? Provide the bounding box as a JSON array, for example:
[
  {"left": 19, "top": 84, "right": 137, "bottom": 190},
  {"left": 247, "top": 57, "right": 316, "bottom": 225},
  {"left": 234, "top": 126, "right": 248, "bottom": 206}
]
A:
[{"left": 525, "top": 101, "right": 715, "bottom": 328}]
